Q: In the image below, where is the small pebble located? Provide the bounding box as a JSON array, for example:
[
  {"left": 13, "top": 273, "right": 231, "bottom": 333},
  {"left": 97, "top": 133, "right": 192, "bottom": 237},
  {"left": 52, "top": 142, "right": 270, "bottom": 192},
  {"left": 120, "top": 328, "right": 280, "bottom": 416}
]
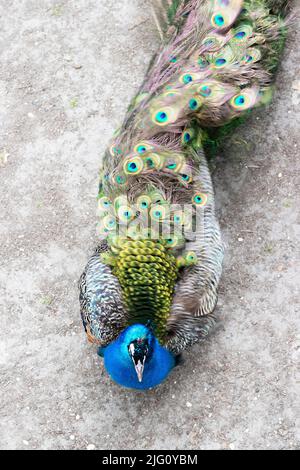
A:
[
  {"left": 238, "top": 237, "right": 244, "bottom": 242},
  {"left": 186, "top": 402, "right": 192, "bottom": 408},
  {"left": 0, "top": 148, "right": 11, "bottom": 165},
  {"left": 70, "top": 435, "right": 75, "bottom": 441},
  {"left": 87, "top": 444, "right": 96, "bottom": 450},
  {"left": 229, "top": 443, "right": 235, "bottom": 450},
  {"left": 23, "top": 440, "right": 29, "bottom": 446}
]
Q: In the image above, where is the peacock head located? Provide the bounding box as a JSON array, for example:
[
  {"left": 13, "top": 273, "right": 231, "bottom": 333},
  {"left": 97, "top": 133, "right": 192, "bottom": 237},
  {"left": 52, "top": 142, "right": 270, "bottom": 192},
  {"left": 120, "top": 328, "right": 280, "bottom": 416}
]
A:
[
  {"left": 128, "top": 334, "right": 151, "bottom": 383},
  {"left": 103, "top": 324, "right": 176, "bottom": 390}
]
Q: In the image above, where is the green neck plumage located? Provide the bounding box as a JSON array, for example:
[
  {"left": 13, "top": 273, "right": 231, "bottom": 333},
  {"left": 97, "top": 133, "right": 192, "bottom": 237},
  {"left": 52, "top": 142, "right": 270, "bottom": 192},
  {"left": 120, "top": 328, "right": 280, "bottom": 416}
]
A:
[{"left": 103, "top": 239, "right": 179, "bottom": 343}]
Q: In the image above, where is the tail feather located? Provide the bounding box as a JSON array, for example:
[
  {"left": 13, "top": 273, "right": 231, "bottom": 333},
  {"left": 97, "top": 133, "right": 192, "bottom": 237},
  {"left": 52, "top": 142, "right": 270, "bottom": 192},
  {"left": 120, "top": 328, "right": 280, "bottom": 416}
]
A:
[
  {"left": 98, "top": 0, "right": 293, "bottom": 259},
  {"left": 94, "top": 0, "right": 293, "bottom": 350},
  {"left": 151, "top": 0, "right": 190, "bottom": 39}
]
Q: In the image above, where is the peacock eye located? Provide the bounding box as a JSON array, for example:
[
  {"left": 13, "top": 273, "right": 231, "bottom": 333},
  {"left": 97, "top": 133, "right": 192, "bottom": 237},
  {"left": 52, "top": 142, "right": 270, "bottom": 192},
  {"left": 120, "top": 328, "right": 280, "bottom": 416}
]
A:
[
  {"left": 137, "top": 145, "right": 146, "bottom": 154},
  {"left": 155, "top": 111, "right": 168, "bottom": 123},
  {"left": 235, "top": 31, "right": 246, "bottom": 39},
  {"left": 182, "top": 74, "right": 193, "bottom": 84},
  {"left": 198, "top": 57, "right": 208, "bottom": 68},
  {"left": 129, "top": 162, "right": 137, "bottom": 171},
  {"left": 192, "top": 192, "right": 208, "bottom": 207},
  {"left": 167, "top": 162, "right": 177, "bottom": 170},
  {"left": 115, "top": 174, "right": 126, "bottom": 184},
  {"left": 189, "top": 98, "right": 201, "bottom": 111},
  {"left": 215, "top": 58, "right": 226, "bottom": 67},
  {"left": 146, "top": 158, "right": 154, "bottom": 168},
  {"left": 183, "top": 132, "right": 191, "bottom": 143},
  {"left": 235, "top": 96, "right": 245, "bottom": 106},
  {"left": 212, "top": 14, "right": 225, "bottom": 27},
  {"left": 199, "top": 85, "right": 212, "bottom": 97}
]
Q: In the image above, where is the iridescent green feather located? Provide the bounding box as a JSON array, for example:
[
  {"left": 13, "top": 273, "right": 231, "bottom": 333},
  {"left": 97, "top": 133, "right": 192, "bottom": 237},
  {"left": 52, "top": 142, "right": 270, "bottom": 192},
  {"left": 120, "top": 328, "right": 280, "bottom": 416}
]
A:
[
  {"left": 96, "top": 0, "right": 291, "bottom": 341},
  {"left": 104, "top": 239, "right": 179, "bottom": 342}
]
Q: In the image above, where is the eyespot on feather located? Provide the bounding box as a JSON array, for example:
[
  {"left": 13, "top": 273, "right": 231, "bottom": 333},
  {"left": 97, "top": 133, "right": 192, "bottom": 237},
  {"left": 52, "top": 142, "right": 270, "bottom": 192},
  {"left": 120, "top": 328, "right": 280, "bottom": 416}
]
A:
[
  {"left": 164, "top": 153, "right": 184, "bottom": 173},
  {"left": 211, "top": 13, "right": 226, "bottom": 28},
  {"left": 202, "top": 33, "right": 226, "bottom": 51},
  {"left": 192, "top": 192, "right": 208, "bottom": 207},
  {"left": 165, "top": 235, "right": 185, "bottom": 249},
  {"left": 109, "top": 144, "right": 122, "bottom": 157},
  {"left": 230, "top": 88, "right": 259, "bottom": 110},
  {"left": 185, "top": 251, "right": 198, "bottom": 266},
  {"left": 96, "top": 221, "right": 110, "bottom": 237},
  {"left": 134, "top": 141, "right": 154, "bottom": 154},
  {"left": 189, "top": 97, "right": 202, "bottom": 111},
  {"left": 197, "top": 56, "right": 209, "bottom": 68},
  {"left": 180, "top": 173, "right": 193, "bottom": 184},
  {"left": 144, "top": 152, "right": 164, "bottom": 170},
  {"left": 212, "top": 45, "right": 236, "bottom": 69},
  {"left": 179, "top": 165, "right": 193, "bottom": 184},
  {"left": 102, "top": 214, "right": 117, "bottom": 231},
  {"left": 136, "top": 195, "right": 152, "bottom": 211},
  {"left": 98, "top": 196, "right": 112, "bottom": 211},
  {"left": 198, "top": 84, "right": 213, "bottom": 98},
  {"left": 211, "top": 0, "right": 243, "bottom": 29},
  {"left": 179, "top": 73, "right": 196, "bottom": 84},
  {"left": 150, "top": 205, "right": 169, "bottom": 221},
  {"left": 117, "top": 205, "right": 135, "bottom": 223},
  {"left": 152, "top": 107, "right": 178, "bottom": 126},
  {"left": 172, "top": 210, "right": 185, "bottom": 226},
  {"left": 241, "top": 48, "right": 261, "bottom": 64},
  {"left": 232, "top": 24, "right": 253, "bottom": 42},
  {"left": 181, "top": 128, "right": 195, "bottom": 145},
  {"left": 113, "top": 172, "right": 127, "bottom": 186},
  {"left": 123, "top": 156, "right": 144, "bottom": 175}
]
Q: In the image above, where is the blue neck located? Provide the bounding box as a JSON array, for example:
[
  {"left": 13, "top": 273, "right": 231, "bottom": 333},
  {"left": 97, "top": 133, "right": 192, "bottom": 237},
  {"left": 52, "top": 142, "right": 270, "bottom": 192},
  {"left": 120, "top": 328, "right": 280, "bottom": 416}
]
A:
[{"left": 103, "top": 324, "right": 175, "bottom": 390}]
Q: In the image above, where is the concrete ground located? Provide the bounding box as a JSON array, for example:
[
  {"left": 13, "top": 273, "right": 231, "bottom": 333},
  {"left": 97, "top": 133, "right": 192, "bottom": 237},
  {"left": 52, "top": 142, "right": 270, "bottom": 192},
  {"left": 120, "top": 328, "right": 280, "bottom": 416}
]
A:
[{"left": 0, "top": 0, "right": 299, "bottom": 451}]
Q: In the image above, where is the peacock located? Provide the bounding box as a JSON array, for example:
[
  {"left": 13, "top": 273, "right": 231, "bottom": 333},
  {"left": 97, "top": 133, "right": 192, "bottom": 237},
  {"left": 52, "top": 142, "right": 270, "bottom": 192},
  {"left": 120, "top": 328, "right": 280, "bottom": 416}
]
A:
[{"left": 79, "top": 0, "right": 293, "bottom": 390}]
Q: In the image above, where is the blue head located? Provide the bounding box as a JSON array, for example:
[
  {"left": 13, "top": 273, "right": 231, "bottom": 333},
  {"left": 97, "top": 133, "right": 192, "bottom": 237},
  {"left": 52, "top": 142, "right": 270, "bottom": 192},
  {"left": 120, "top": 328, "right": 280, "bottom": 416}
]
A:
[{"left": 102, "top": 324, "right": 175, "bottom": 390}]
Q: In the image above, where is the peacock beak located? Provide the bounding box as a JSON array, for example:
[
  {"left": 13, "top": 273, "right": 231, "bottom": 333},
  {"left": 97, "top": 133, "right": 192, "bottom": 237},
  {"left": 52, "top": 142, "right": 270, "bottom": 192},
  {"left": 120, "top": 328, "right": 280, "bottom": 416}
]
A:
[
  {"left": 128, "top": 340, "right": 148, "bottom": 383},
  {"left": 133, "top": 357, "right": 146, "bottom": 383}
]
